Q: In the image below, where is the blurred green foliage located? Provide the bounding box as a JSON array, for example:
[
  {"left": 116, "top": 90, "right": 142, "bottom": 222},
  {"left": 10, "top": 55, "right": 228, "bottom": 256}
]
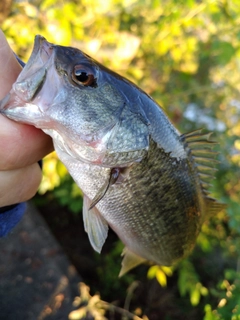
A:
[{"left": 2, "top": 0, "right": 240, "bottom": 318}]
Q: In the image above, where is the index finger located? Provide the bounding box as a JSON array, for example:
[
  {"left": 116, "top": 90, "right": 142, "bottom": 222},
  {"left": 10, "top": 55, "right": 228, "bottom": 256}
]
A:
[
  {"left": 0, "top": 115, "right": 53, "bottom": 170},
  {"left": 0, "top": 30, "right": 53, "bottom": 170}
]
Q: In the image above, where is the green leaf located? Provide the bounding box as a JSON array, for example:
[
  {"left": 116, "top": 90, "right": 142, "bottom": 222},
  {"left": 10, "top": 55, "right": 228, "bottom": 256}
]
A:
[
  {"left": 190, "top": 287, "right": 201, "bottom": 306},
  {"left": 212, "top": 40, "right": 236, "bottom": 65}
]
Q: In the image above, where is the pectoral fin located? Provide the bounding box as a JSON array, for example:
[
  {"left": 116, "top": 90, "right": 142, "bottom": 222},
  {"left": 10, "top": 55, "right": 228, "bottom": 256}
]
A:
[
  {"left": 89, "top": 168, "right": 120, "bottom": 210},
  {"left": 119, "top": 247, "right": 147, "bottom": 277},
  {"left": 83, "top": 195, "right": 109, "bottom": 253}
]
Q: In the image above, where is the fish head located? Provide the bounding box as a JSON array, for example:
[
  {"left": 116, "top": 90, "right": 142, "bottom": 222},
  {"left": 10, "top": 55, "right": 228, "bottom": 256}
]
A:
[{"left": 1, "top": 35, "right": 149, "bottom": 166}]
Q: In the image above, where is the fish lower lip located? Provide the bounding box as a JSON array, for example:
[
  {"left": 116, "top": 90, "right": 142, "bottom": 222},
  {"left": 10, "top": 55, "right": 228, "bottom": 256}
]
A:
[
  {"left": 0, "top": 93, "right": 10, "bottom": 111},
  {"left": 1, "top": 104, "right": 43, "bottom": 125}
]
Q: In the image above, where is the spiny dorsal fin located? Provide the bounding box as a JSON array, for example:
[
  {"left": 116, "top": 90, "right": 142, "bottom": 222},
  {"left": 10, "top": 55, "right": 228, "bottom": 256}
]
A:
[
  {"left": 181, "top": 129, "right": 226, "bottom": 214},
  {"left": 182, "top": 129, "right": 212, "bottom": 141}
]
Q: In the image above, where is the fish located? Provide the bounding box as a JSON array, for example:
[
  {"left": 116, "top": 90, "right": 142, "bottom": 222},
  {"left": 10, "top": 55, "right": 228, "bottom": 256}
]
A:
[{"left": 0, "top": 35, "right": 225, "bottom": 276}]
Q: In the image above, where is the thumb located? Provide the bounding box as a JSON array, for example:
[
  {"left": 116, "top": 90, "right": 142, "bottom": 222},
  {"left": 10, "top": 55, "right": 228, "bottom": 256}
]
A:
[{"left": 0, "top": 30, "right": 22, "bottom": 99}]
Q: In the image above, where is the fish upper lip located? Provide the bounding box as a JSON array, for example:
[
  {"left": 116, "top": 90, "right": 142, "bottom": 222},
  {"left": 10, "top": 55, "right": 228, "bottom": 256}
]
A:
[
  {"left": 34, "top": 35, "right": 54, "bottom": 64},
  {"left": 8, "top": 35, "right": 56, "bottom": 105},
  {"left": 22, "top": 35, "right": 55, "bottom": 74}
]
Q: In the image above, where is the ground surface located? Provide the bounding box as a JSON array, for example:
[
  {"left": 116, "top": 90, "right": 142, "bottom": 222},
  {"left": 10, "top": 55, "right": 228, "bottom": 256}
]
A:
[
  {"left": 38, "top": 199, "right": 204, "bottom": 320},
  {"left": 0, "top": 203, "right": 81, "bottom": 320},
  {"left": 0, "top": 200, "right": 206, "bottom": 320}
]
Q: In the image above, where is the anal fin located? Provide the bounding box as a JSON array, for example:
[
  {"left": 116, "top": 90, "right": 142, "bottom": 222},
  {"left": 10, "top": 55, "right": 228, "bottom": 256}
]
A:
[
  {"left": 119, "top": 247, "right": 147, "bottom": 277},
  {"left": 83, "top": 195, "right": 109, "bottom": 253}
]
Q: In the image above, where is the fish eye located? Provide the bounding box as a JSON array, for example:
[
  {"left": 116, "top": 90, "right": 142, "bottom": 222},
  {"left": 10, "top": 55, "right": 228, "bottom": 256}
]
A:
[{"left": 72, "top": 65, "right": 97, "bottom": 88}]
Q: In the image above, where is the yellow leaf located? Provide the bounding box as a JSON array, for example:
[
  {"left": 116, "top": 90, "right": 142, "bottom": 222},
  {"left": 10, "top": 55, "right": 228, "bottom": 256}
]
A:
[
  {"left": 147, "top": 265, "right": 159, "bottom": 279},
  {"left": 161, "top": 266, "right": 173, "bottom": 277},
  {"left": 24, "top": 3, "right": 38, "bottom": 18},
  {"left": 56, "top": 161, "right": 68, "bottom": 178},
  {"left": 68, "top": 307, "right": 86, "bottom": 320},
  {"left": 156, "top": 269, "right": 167, "bottom": 287}
]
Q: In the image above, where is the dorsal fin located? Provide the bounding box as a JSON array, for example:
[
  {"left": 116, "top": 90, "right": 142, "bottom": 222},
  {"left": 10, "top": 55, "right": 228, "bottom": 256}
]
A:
[{"left": 180, "top": 129, "right": 226, "bottom": 214}]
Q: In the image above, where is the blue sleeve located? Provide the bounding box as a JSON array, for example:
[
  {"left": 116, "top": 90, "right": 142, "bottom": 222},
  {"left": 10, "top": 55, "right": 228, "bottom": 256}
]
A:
[
  {"left": 0, "top": 55, "right": 27, "bottom": 237},
  {"left": 0, "top": 203, "right": 26, "bottom": 237},
  {"left": 0, "top": 55, "right": 36, "bottom": 237},
  {"left": 0, "top": 157, "right": 42, "bottom": 238}
]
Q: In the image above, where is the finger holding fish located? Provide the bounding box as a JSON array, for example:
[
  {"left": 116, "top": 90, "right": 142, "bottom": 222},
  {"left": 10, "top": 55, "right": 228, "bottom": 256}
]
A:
[{"left": 0, "top": 31, "right": 53, "bottom": 206}]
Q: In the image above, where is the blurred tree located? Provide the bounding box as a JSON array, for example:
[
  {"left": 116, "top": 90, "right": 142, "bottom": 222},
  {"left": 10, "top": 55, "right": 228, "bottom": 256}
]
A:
[{"left": 0, "top": 0, "right": 13, "bottom": 24}]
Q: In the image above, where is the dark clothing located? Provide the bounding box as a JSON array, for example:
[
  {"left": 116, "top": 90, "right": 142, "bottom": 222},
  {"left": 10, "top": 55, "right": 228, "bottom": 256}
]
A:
[{"left": 0, "top": 203, "right": 26, "bottom": 236}]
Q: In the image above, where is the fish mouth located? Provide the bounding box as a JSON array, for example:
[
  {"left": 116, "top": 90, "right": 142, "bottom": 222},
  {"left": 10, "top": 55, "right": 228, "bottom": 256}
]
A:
[
  {"left": 29, "top": 35, "right": 54, "bottom": 68},
  {"left": 0, "top": 35, "right": 58, "bottom": 124},
  {"left": 12, "top": 35, "right": 55, "bottom": 103}
]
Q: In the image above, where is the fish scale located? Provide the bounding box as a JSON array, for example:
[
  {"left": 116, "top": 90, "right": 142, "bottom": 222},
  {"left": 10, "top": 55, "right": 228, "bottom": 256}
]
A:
[
  {"left": 0, "top": 35, "right": 225, "bottom": 276},
  {"left": 95, "top": 139, "right": 201, "bottom": 263}
]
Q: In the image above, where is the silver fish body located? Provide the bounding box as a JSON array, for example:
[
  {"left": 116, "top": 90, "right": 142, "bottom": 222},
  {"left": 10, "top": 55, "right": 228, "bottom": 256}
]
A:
[{"left": 0, "top": 36, "right": 225, "bottom": 275}]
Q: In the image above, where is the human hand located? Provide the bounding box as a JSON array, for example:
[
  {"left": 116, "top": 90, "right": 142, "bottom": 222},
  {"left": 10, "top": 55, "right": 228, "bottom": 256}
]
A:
[{"left": 0, "top": 30, "right": 53, "bottom": 207}]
